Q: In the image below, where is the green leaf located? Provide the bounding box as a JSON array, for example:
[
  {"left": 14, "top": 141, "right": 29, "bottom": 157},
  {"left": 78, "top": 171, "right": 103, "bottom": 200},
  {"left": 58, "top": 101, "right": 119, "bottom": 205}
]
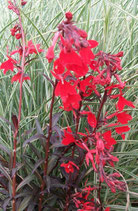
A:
[{"left": 18, "top": 196, "right": 32, "bottom": 211}]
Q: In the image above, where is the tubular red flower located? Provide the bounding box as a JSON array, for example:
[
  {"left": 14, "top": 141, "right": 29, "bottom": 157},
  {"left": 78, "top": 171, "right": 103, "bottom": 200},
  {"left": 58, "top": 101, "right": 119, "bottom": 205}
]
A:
[
  {"left": 11, "top": 72, "right": 30, "bottom": 83},
  {"left": 61, "top": 161, "right": 79, "bottom": 173},
  {"left": 0, "top": 58, "right": 16, "bottom": 74}
]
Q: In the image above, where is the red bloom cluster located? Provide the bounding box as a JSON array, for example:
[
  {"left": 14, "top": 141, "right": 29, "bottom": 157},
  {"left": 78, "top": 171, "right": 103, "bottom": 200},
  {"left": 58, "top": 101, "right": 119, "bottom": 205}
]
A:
[
  {"left": 0, "top": 1, "right": 43, "bottom": 83},
  {"left": 45, "top": 12, "right": 135, "bottom": 205},
  {"left": 72, "top": 185, "right": 97, "bottom": 210},
  {"left": 8, "top": 0, "right": 27, "bottom": 12},
  {"left": 0, "top": 40, "right": 43, "bottom": 83},
  {"left": 10, "top": 24, "right": 22, "bottom": 39}
]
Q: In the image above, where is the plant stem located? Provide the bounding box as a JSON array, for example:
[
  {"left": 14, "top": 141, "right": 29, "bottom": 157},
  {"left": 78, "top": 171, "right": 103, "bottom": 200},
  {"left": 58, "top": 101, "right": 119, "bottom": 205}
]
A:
[
  {"left": 38, "top": 80, "right": 57, "bottom": 211},
  {"left": 93, "top": 90, "right": 107, "bottom": 134},
  {"left": 64, "top": 89, "right": 83, "bottom": 211},
  {"left": 44, "top": 80, "right": 58, "bottom": 176},
  {"left": 12, "top": 5, "right": 26, "bottom": 211},
  {"left": 98, "top": 180, "right": 102, "bottom": 209},
  {"left": 12, "top": 130, "right": 17, "bottom": 211},
  {"left": 92, "top": 90, "right": 107, "bottom": 209}
]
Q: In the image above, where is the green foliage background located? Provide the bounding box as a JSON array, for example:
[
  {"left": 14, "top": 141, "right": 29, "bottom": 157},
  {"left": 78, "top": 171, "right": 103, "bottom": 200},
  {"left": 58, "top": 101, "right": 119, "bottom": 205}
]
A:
[{"left": 0, "top": 0, "right": 137, "bottom": 210}]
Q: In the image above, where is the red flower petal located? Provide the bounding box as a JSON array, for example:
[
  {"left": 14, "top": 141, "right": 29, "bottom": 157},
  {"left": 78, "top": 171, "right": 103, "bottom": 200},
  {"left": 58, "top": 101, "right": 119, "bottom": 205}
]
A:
[
  {"left": 46, "top": 46, "right": 54, "bottom": 63},
  {"left": 11, "top": 72, "right": 30, "bottom": 83},
  {"left": 62, "top": 94, "right": 81, "bottom": 111},
  {"left": 54, "top": 58, "right": 64, "bottom": 74},
  {"left": 117, "top": 95, "right": 135, "bottom": 111},
  {"left": 87, "top": 112, "right": 97, "bottom": 128},
  {"left": 62, "top": 127, "right": 75, "bottom": 145},
  {"left": 79, "top": 47, "right": 94, "bottom": 65},
  {"left": 55, "top": 81, "right": 77, "bottom": 98},
  {"left": 66, "top": 63, "right": 88, "bottom": 77},
  {"left": 27, "top": 40, "right": 44, "bottom": 55},
  {"left": 60, "top": 50, "right": 82, "bottom": 66},
  {"left": 116, "top": 112, "right": 132, "bottom": 124},
  {"left": 0, "top": 59, "right": 14, "bottom": 74},
  {"left": 88, "top": 40, "right": 99, "bottom": 48},
  {"left": 103, "top": 131, "right": 117, "bottom": 148},
  {"left": 115, "top": 126, "right": 130, "bottom": 134},
  {"left": 105, "top": 207, "right": 110, "bottom": 211}
]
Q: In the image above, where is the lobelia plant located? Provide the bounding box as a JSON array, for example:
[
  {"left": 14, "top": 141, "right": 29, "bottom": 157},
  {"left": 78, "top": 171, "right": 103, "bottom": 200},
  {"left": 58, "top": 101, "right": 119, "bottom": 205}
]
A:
[
  {"left": 0, "top": 0, "right": 43, "bottom": 210},
  {"left": 0, "top": 1, "right": 135, "bottom": 211}
]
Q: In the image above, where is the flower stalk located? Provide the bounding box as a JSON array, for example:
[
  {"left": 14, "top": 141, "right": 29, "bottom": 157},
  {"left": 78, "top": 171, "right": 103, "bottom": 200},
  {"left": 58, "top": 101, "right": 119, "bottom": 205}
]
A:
[
  {"left": 39, "top": 80, "right": 57, "bottom": 211},
  {"left": 8, "top": 1, "right": 26, "bottom": 210}
]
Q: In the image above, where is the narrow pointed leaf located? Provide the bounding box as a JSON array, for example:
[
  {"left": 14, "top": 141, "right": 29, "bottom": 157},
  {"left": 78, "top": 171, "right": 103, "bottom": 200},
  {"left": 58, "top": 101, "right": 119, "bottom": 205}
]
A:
[
  {"left": 0, "top": 164, "right": 12, "bottom": 184},
  {"left": 16, "top": 175, "right": 34, "bottom": 192},
  {"left": 32, "top": 159, "right": 44, "bottom": 174},
  {"left": 23, "top": 134, "right": 46, "bottom": 147}
]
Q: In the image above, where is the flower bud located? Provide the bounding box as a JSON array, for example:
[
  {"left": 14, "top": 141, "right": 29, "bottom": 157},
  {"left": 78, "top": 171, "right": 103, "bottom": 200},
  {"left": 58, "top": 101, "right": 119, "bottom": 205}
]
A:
[{"left": 65, "top": 12, "right": 73, "bottom": 20}]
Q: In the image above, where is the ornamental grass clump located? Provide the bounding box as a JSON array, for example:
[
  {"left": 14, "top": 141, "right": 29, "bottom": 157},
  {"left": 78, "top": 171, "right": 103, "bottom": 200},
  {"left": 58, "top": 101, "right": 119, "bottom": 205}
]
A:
[{"left": 0, "top": 1, "right": 135, "bottom": 211}]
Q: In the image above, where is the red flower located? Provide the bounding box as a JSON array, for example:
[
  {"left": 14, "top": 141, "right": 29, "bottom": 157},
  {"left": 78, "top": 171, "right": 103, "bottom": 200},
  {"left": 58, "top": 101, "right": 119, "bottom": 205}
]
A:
[
  {"left": 79, "top": 47, "right": 94, "bottom": 65},
  {"left": 81, "top": 107, "right": 97, "bottom": 128},
  {"left": 45, "top": 32, "right": 60, "bottom": 63},
  {"left": 51, "top": 58, "right": 68, "bottom": 81},
  {"left": 61, "top": 161, "right": 79, "bottom": 173},
  {"left": 117, "top": 95, "right": 135, "bottom": 111},
  {"left": 0, "top": 58, "right": 16, "bottom": 74},
  {"left": 85, "top": 150, "right": 97, "bottom": 172},
  {"left": 116, "top": 112, "right": 132, "bottom": 124},
  {"left": 55, "top": 81, "right": 81, "bottom": 111},
  {"left": 10, "top": 28, "right": 16, "bottom": 36},
  {"left": 114, "top": 74, "right": 125, "bottom": 88},
  {"left": 62, "top": 93, "right": 81, "bottom": 111},
  {"left": 78, "top": 40, "right": 98, "bottom": 67},
  {"left": 11, "top": 72, "right": 30, "bottom": 83},
  {"left": 103, "top": 131, "right": 116, "bottom": 148},
  {"left": 87, "top": 112, "right": 97, "bottom": 128},
  {"left": 15, "top": 33, "right": 22, "bottom": 39},
  {"left": 105, "top": 207, "right": 110, "bottom": 211},
  {"left": 95, "top": 51, "right": 123, "bottom": 71},
  {"left": 115, "top": 126, "right": 130, "bottom": 139},
  {"left": 62, "top": 127, "right": 75, "bottom": 145},
  {"left": 115, "top": 126, "right": 130, "bottom": 134},
  {"left": 96, "top": 138, "right": 104, "bottom": 151},
  {"left": 88, "top": 40, "right": 99, "bottom": 48},
  {"left": 66, "top": 62, "right": 88, "bottom": 78},
  {"left": 73, "top": 184, "right": 96, "bottom": 210},
  {"left": 107, "top": 111, "right": 132, "bottom": 124},
  {"left": 55, "top": 81, "right": 77, "bottom": 97},
  {"left": 8, "top": 1, "right": 15, "bottom": 10},
  {"left": 60, "top": 49, "right": 82, "bottom": 67},
  {"left": 46, "top": 46, "right": 54, "bottom": 63},
  {"left": 26, "top": 40, "right": 44, "bottom": 55},
  {"left": 79, "top": 76, "right": 92, "bottom": 93}
]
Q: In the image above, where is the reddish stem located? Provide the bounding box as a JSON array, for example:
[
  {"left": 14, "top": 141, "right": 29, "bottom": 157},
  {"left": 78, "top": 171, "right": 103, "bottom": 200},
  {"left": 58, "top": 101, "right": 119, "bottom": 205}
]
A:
[
  {"left": 12, "top": 4, "right": 26, "bottom": 211},
  {"left": 92, "top": 90, "right": 107, "bottom": 207},
  {"left": 93, "top": 90, "right": 107, "bottom": 134},
  {"left": 64, "top": 88, "right": 83, "bottom": 211},
  {"left": 38, "top": 80, "right": 57, "bottom": 211}
]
